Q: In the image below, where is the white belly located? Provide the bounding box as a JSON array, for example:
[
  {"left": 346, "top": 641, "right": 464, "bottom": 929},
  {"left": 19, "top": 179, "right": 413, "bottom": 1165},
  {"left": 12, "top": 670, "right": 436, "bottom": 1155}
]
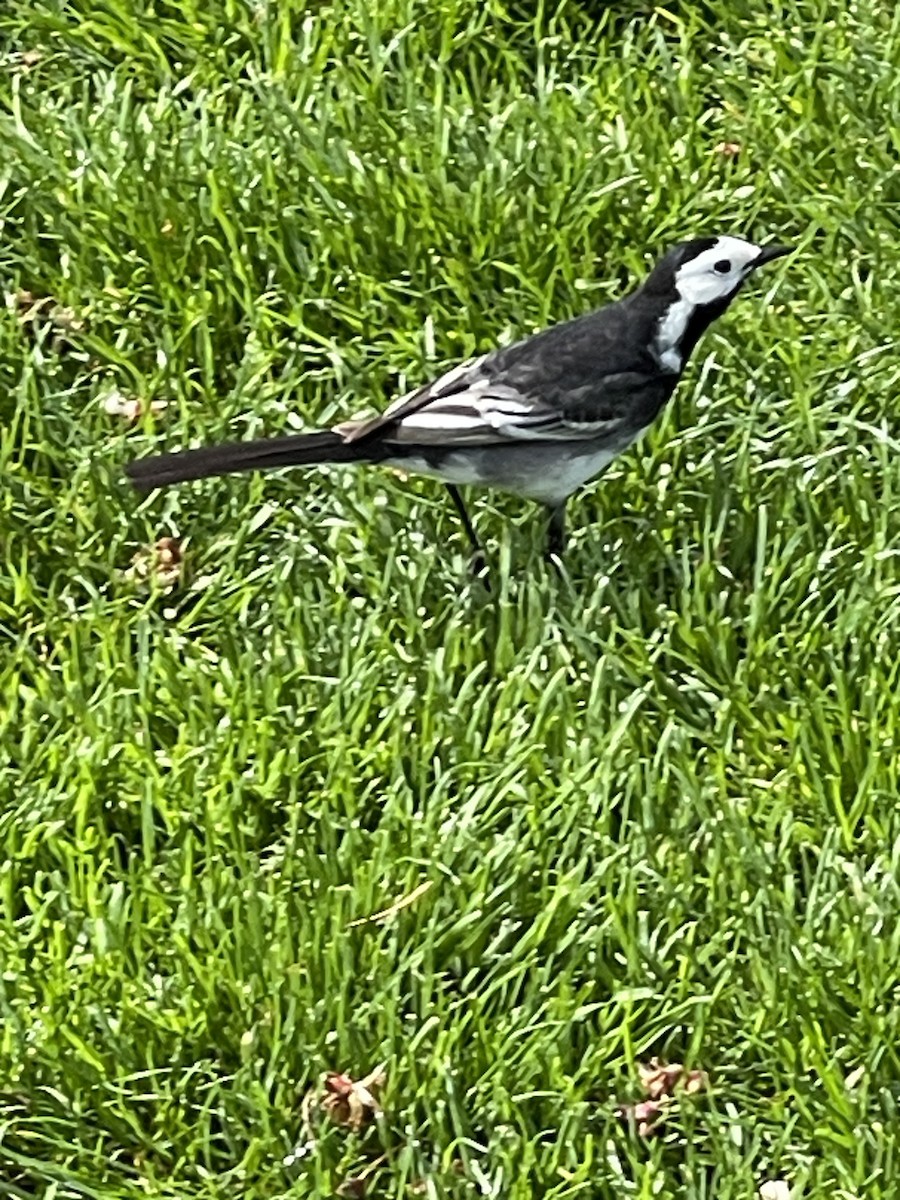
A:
[
  {"left": 389, "top": 429, "right": 649, "bottom": 506},
  {"left": 511, "top": 447, "right": 620, "bottom": 504}
]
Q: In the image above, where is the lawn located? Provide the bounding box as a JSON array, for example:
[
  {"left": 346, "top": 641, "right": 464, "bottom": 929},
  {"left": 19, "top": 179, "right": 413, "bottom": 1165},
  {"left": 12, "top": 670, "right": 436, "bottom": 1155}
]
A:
[{"left": 2, "top": 0, "right": 900, "bottom": 1196}]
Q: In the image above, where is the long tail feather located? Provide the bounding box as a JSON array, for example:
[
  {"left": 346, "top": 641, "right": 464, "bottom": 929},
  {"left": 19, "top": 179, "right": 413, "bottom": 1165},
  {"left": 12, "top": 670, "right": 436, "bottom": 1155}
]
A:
[{"left": 125, "top": 430, "right": 377, "bottom": 492}]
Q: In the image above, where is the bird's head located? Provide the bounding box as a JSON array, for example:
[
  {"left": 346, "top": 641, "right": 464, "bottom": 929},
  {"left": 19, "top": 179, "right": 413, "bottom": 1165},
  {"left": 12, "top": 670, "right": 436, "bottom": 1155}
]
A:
[{"left": 643, "top": 235, "right": 792, "bottom": 307}]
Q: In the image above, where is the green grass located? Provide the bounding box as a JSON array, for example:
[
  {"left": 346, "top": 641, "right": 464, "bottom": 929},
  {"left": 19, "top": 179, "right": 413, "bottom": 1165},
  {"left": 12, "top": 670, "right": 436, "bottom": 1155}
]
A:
[{"left": 2, "top": 0, "right": 900, "bottom": 1195}]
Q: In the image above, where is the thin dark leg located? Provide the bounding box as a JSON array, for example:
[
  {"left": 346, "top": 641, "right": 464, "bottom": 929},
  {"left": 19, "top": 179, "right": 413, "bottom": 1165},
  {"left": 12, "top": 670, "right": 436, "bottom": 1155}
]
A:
[
  {"left": 546, "top": 502, "right": 566, "bottom": 560},
  {"left": 445, "top": 484, "right": 488, "bottom": 581},
  {"left": 445, "top": 484, "right": 480, "bottom": 551}
]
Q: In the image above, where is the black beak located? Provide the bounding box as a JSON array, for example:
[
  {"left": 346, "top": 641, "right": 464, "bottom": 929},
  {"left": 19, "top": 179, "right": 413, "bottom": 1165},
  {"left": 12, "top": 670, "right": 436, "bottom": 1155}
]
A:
[{"left": 753, "top": 244, "right": 792, "bottom": 268}]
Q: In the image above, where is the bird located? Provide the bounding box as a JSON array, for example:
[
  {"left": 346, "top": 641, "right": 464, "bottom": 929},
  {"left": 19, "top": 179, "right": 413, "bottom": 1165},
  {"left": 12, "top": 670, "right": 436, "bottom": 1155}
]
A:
[{"left": 125, "top": 235, "right": 790, "bottom": 567}]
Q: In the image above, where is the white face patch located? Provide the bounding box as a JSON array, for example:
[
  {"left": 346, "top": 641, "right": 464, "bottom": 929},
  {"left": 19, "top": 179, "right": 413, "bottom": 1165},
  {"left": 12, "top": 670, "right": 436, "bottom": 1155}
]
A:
[
  {"left": 653, "top": 236, "right": 763, "bottom": 371},
  {"left": 673, "top": 235, "right": 762, "bottom": 305}
]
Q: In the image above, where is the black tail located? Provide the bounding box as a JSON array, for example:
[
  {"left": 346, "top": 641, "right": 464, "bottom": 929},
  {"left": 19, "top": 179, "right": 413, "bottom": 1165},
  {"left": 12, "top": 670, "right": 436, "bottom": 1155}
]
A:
[{"left": 125, "top": 430, "right": 381, "bottom": 492}]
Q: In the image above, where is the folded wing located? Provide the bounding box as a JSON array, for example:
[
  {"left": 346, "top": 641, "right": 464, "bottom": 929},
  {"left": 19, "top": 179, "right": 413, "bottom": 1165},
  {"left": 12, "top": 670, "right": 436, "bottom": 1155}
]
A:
[{"left": 338, "top": 356, "right": 657, "bottom": 448}]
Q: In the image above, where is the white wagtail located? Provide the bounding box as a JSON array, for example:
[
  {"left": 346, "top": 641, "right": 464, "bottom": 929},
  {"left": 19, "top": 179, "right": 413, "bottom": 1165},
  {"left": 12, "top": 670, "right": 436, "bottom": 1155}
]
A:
[{"left": 126, "top": 235, "right": 790, "bottom": 563}]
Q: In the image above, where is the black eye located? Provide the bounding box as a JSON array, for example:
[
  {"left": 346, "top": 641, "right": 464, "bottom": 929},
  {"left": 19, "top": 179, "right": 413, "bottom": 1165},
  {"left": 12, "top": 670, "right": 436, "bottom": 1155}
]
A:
[{"left": 714, "top": 259, "right": 732, "bottom": 274}]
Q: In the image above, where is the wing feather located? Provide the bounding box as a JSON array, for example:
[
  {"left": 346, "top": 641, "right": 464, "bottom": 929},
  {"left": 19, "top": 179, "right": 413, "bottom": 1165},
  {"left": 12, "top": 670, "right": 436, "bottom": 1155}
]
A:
[{"left": 337, "top": 353, "right": 659, "bottom": 449}]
